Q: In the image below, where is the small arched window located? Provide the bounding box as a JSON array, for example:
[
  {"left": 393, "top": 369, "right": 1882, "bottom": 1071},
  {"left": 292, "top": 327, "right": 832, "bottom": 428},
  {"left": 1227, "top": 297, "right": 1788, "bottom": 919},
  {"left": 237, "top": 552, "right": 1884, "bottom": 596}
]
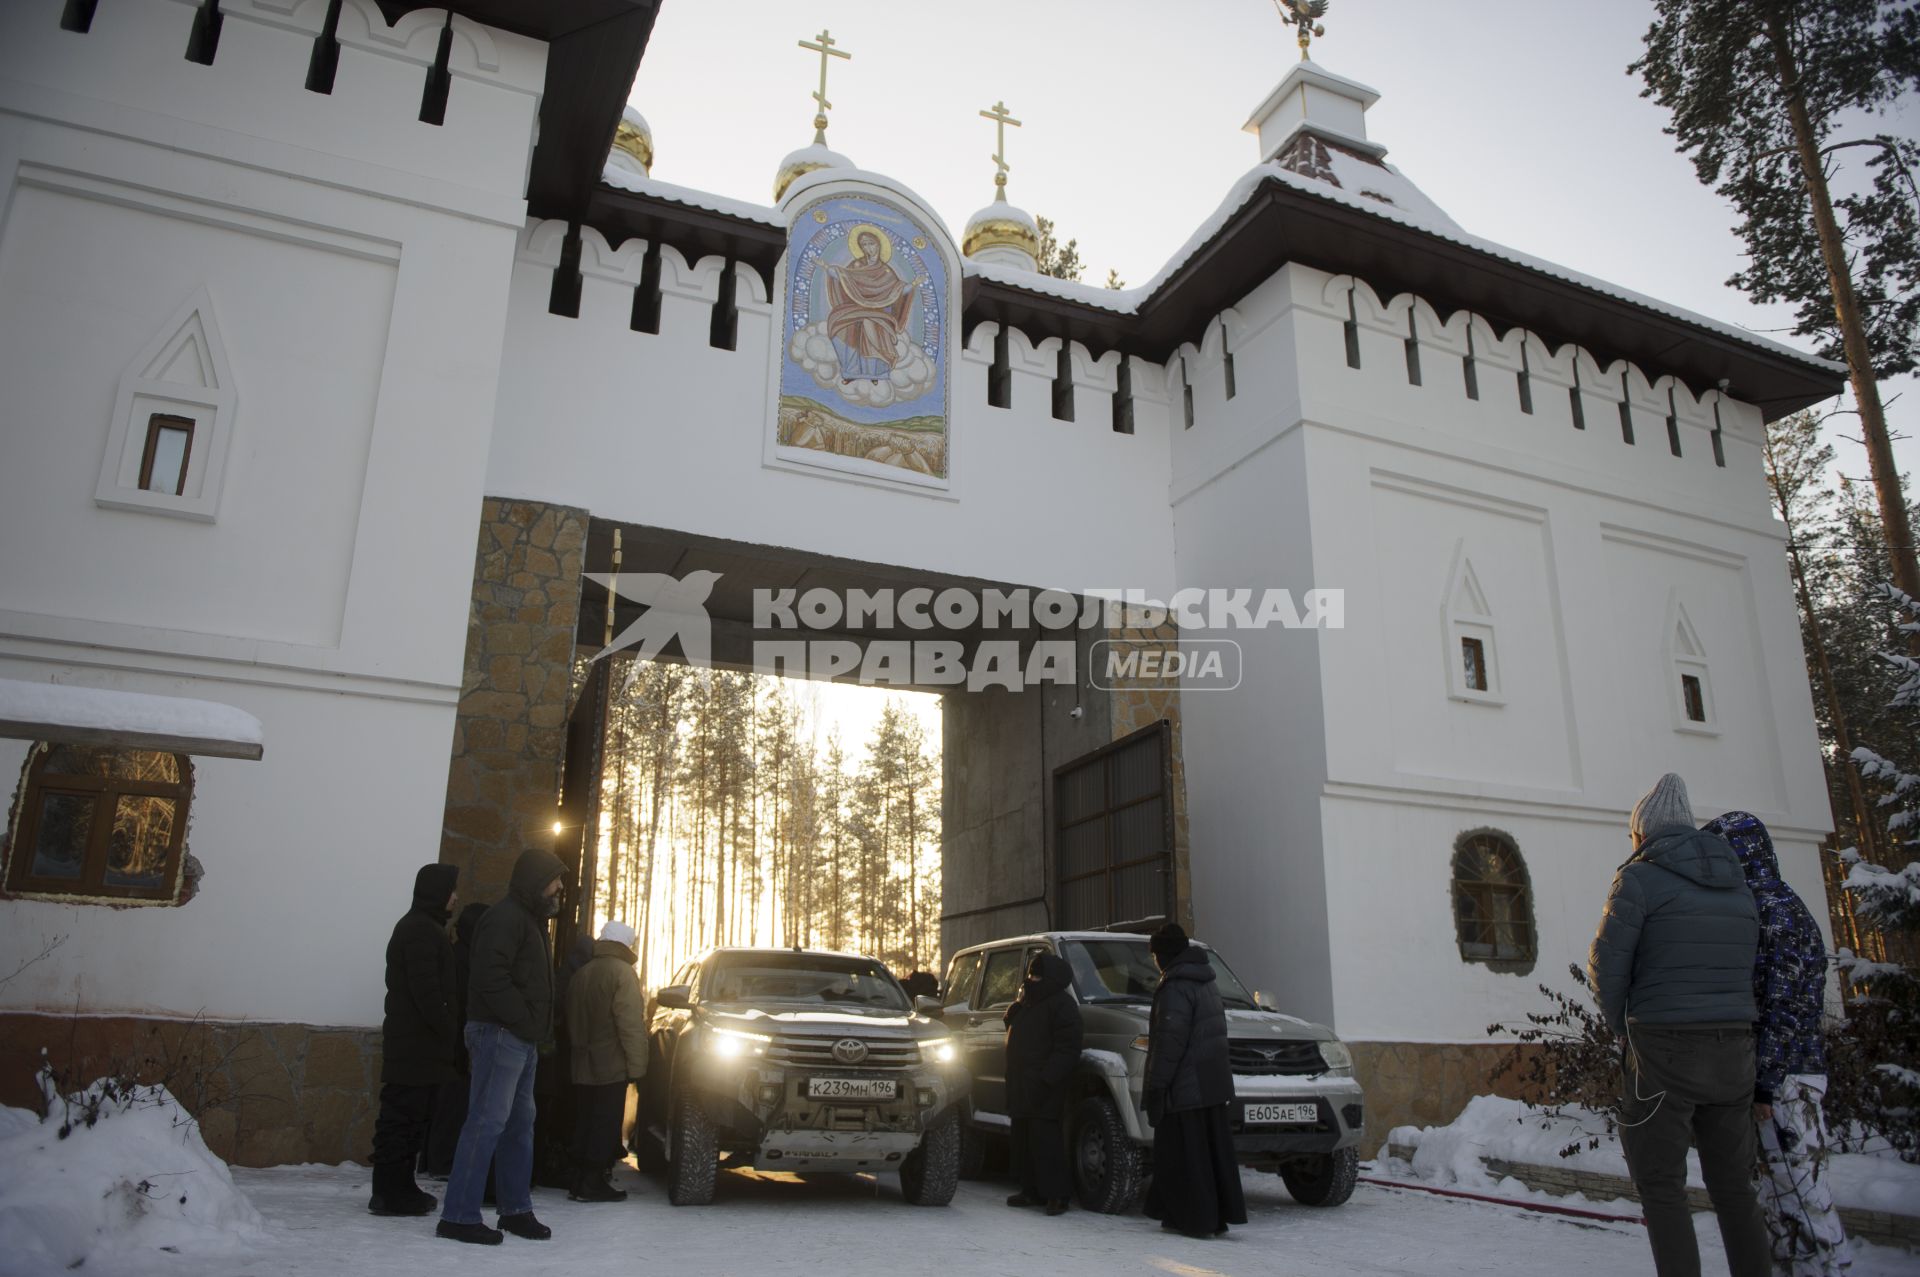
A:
[
  {"left": 1451, "top": 829, "right": 1536, "bottom": 970},
  {"left": 4, "top": 744, "right": 193, "bottom": 903}
]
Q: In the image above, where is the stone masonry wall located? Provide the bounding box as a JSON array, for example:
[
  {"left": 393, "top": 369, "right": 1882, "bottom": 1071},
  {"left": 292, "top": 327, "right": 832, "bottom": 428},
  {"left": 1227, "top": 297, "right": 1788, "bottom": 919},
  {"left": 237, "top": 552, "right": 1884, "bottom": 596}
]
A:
[
  {"left": 1350, "top": 1040, "right": 1539, "bottom": 1156},
  {"left": 438, "top": 498, "right": 589, "bottom": 900},
  {"left": 0, "top": 1011, "right": 381, "bottom": 1167}
]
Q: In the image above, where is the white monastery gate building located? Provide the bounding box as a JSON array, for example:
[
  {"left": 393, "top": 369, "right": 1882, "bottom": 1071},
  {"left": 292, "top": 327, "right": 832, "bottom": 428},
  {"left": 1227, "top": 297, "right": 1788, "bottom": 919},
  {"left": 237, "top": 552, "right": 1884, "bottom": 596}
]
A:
[{"left": 0, "top": 0, "right": 1841, "bottom": 1163}]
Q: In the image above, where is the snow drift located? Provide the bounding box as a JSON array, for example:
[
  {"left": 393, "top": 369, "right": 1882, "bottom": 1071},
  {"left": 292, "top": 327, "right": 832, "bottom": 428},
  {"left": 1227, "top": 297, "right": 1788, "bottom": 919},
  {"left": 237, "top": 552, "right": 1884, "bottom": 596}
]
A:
[{"left": 0, "top": 1071, "right": 266, "bottom": 1275}]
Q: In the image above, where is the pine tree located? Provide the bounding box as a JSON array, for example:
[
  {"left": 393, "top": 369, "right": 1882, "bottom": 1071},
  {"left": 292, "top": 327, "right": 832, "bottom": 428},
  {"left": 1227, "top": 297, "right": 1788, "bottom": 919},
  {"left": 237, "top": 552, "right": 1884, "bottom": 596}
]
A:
[
  {"left": 1830, "top": 584, "right": 1920, "bottom": 1160},
  {"left": 1035, "top": 216, "right": 1084, "bottom": 282},
  {"left": 1632, "top": 1, "right": 1920, "bottom": 605}
]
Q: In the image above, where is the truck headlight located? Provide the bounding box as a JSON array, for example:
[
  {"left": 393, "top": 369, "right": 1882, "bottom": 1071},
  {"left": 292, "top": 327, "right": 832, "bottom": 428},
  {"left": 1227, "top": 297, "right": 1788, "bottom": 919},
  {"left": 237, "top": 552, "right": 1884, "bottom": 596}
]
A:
[
  {"left": 706, "top": 1026, "right": 771, "bottom": 1059},
  {"left": 1318, "top": 1039, "right": 1352, "bottom": 1073},
  {"left": 918, "top": 1038, "right": 956, "bottom": 1065}
]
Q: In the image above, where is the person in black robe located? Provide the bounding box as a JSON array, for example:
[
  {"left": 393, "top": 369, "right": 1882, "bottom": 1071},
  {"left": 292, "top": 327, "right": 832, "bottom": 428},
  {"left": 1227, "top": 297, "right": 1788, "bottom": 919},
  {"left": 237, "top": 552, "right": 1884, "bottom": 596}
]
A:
[
  {"left": 1003, "top": 952, "right": 1083, "bottom": 1215},
  {"left": 1143, "top": 923, "right": 1248, "bottom": 1238}
]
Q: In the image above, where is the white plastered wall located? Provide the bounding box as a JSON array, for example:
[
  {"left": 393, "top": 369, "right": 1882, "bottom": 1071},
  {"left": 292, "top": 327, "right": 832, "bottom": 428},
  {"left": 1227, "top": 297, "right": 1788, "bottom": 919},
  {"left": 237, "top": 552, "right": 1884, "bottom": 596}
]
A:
[{"left": 0, "top": 0, "right": 544, "bottom": 1025}]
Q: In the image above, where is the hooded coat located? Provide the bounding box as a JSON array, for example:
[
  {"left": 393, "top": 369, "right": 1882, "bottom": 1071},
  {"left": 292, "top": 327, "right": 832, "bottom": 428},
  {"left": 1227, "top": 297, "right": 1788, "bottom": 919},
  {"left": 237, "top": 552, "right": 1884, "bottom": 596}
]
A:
[
  {"left": 1145, "top": 947, "right": 1233, "bottom": 1114},
  {"left": 1587, "top": 824, "right": 1759, "bottom": 1035},
  {"left": 380, "top": 863, "right": 461, "bottom": 1086},
  {"left": 1704, "top": 811, "right": 1829, "bottom": 1102},
  {"left": 566, "top": 939, "right": 651, "bottom": 1086},
  {"left": 1002, "top": 952, "right": 1083, "bottom": 1118},
  {"left": 467, "top": 848, "right": 566, "bottom": 1048}
]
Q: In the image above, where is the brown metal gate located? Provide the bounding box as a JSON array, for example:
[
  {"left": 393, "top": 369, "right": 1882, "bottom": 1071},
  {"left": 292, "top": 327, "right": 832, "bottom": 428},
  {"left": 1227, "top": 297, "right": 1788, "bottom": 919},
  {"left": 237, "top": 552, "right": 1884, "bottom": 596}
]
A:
[
  {"left": 1053, "top": 719, "right": 1175, "bottom": 930},
  {"left": 555, "top": 658, "right": 612, "bottom": 965}
]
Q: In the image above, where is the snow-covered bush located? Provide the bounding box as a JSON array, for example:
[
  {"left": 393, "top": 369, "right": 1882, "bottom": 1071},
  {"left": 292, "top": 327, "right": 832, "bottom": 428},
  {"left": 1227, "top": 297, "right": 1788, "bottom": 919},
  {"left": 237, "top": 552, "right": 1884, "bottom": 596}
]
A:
[
  {"left": 1486, "top": 965, "right": 1623, "bottom": 1157},
  {"left": 0, "top": 1057, "right": 265, "bottom": 1273}
]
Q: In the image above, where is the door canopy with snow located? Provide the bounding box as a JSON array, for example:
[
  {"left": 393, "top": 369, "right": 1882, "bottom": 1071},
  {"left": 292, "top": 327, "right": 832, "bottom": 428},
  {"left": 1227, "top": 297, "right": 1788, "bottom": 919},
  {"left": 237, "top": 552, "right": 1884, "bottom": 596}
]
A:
[{"left": 768, "top": 173, "right": 957, "bottom": 492}]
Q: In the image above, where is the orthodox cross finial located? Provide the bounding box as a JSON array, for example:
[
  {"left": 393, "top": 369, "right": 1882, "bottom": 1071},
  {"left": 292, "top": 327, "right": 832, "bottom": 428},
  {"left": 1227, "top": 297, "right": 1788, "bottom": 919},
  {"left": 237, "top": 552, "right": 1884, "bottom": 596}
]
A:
[
  {"left": 979, "top": 99, "right": 1022, "bottom": 202},
  {"left": 1274, "top": 0, "right": 1329, "bottom": 61},
  {"left": 798, "top": 29, "right": 852, "bottom": 143}
]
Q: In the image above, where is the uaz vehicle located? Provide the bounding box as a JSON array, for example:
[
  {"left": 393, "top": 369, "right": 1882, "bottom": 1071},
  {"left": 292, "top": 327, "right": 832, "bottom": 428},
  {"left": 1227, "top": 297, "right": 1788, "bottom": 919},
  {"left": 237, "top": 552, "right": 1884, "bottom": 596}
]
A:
[
  {"left": 941, "top": 931, "right": 1364, "bottom": 1213},
  {"left": 636, "top": 947, "right": 967, "bottom": 1206}
]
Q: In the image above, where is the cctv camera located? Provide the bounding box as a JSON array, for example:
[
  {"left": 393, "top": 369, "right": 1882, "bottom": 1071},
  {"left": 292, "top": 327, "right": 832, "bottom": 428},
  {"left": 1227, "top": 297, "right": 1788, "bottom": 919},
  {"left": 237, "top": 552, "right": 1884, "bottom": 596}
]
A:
[{"left": 1069, "top": 705, "right": 1084, "bottom": 719}]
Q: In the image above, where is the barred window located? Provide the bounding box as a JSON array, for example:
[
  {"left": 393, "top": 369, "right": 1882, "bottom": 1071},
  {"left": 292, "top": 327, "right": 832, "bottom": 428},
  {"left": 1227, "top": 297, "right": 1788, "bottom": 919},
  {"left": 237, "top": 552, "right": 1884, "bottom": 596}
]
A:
[
  {"left": 1451, "top": 829, "right": 1535, "bottom": 968},
  {"left": 4, "top": 744, "right": 193, "bottom": 903}
]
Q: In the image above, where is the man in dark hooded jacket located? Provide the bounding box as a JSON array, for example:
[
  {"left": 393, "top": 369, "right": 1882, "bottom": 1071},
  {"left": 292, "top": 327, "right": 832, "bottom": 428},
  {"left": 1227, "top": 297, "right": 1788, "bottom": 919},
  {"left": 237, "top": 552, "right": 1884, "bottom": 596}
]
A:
[
  {"left": 1142, "top": 924, "right": 1245, "bottom": 1239},
  {"left": 1588, "top": 773, "right": 1768, "bottom": 1277},
  {"left": 1002, "top": 951, "right": 1082, "bottom": 1214},
  {"left": 1705, "top": 811, "right": 1853, "bottom": 1276},
  {"left": 370, "top": 863, "right": 460, "bottom": 1216},
  {"left": 437, "top": 848, "right": 566, "bottom": 1246}
]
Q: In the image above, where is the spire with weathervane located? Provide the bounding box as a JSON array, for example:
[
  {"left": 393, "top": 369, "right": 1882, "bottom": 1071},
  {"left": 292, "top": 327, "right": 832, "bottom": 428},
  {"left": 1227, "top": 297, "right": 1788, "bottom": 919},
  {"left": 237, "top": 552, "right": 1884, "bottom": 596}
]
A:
[
  {"left": 960, "top": 99, "right": 1040, "bottom": 271},
  {"left": 774, "top": 28, "right": 857, "bottom": 203}
]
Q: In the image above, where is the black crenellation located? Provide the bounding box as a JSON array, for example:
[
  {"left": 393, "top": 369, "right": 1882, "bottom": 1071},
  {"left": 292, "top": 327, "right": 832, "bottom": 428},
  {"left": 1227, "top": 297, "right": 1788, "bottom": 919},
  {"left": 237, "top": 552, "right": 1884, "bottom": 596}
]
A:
[
  {"left": 59, "top": 0, "right": 98, "bottom": 34},
  {"left": 547, "top": 224, "right": 583, "bottom": 318},
  {"left": 987, "top": 326, "right": 1012, "bottom": 409},
  {"left": 184, "top": 0, "right": 223, "bottom": 65},
  {"left": 418, "top": 13, "right": 453, "bottom": 126},
  {"left": 1051, "top": 346, "right": 1075, "bottom": 422},
  {"left": 1111, "top": 358, "right": 1135, "bottom": 434},
  {"left": 304, "top": 0, "right": 344, "bottom": 95},
  {"left": 707, "top": 259, "right": 738, "bottom": 350},
  {"left": 630, "top": 240, "right": 663, "bottom": 335}
]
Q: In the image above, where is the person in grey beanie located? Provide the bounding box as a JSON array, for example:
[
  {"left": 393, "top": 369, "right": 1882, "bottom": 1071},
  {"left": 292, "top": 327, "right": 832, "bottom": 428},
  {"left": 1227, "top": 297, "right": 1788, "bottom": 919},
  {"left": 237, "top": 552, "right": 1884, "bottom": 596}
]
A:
[{"left": 1588, "top": 773, "right": 1769, "bottom": 1277}]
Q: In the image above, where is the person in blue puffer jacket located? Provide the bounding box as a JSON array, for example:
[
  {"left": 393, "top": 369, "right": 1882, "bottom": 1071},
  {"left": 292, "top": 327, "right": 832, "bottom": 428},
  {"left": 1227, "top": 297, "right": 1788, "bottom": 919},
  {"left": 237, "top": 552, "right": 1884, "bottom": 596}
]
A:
[{"left": 1704, "top": 811, "right": 1853, "bottom": 1277}]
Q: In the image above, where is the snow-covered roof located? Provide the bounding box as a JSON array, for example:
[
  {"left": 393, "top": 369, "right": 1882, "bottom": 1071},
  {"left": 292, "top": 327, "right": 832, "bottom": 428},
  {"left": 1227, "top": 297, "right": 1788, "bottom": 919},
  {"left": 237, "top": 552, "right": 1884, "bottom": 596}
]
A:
[
  {"left": 0, "top": 678, "right": 263, "bottom": 760},
  {"left": 599, "top": 165, "right": 783, "bottom": 227}
]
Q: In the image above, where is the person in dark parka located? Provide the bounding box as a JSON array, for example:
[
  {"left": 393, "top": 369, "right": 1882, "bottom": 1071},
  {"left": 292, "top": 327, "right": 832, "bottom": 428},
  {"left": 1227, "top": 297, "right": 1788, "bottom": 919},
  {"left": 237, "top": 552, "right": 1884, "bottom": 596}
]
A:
[
  {"left": 438, "top": 847, "right": 566, "bottom": 1246},
  {"left": 1002, "top": 952, "right": 1083, "bottom": 1214},
  {"left": 370, "top": 863, "right": 460, "bottom": 1217},
  {"left": 1142, "top": 923, "right": 1246, "bottom": 1239},
  {"left": 424, "top": 901, "right": 490, "bottom": 1179},
  {"left": 1588, "top": 773, "right": 1768, "bottom": 1277}
]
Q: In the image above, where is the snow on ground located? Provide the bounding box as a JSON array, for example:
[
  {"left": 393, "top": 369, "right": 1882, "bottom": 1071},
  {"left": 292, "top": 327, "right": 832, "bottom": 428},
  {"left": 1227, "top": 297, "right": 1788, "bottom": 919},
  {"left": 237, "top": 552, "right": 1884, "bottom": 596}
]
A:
[
  {"left": 0, "top": 1083, "right": 266, "bottom": 1276},
  {"left": 13, "top": 1157, "right": 1910, "bottom": 1277},
  {"left": 1389, "top": 1094, "right": 1920, "bottom": 1218}
]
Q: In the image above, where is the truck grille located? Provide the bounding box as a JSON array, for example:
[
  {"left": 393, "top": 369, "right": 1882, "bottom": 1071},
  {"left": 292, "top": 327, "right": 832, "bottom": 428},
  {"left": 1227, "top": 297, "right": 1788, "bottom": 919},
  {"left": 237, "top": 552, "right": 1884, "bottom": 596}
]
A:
[
  {"left": 767, "top": 1032, "right": 919, "bottom": 1070},
  {"left": 1228, "top": 1039, "right": 1325, "bottom": 1076}
]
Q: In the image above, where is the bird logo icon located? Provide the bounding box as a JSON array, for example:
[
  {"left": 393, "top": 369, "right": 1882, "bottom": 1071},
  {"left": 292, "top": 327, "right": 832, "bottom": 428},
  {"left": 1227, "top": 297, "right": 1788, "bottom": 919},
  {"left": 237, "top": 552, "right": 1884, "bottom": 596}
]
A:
[{"left": 585, "top": 570, "right": 722, "bottom": 667}]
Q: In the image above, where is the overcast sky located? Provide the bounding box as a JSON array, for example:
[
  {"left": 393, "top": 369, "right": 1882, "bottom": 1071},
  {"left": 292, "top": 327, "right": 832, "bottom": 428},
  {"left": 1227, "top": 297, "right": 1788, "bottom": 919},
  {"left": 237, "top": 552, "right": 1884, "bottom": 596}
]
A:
[{"left": 629, "top": 0, "right": 1917, "bottom": 490}]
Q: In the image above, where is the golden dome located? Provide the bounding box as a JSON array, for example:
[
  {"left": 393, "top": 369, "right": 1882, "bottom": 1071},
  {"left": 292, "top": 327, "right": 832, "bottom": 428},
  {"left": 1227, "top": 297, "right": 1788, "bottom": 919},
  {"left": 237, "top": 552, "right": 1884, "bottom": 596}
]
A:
[
  {"left": 962, "top": 188, "right": 1039, "bottom": 263},
  {"left": 773, "top": 139, "right": 854, "bottom": 203},
  {"left": 612, "top": 107, "right": 652, "bottom": 176}
]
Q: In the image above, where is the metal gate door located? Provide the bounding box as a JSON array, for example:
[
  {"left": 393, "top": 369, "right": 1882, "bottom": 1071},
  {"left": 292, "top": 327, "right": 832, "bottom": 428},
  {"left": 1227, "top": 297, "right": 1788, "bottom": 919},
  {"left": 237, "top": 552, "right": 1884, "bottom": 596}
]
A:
[{"left": 1053, "top": 719, "right": 1174, "bottom": 931}]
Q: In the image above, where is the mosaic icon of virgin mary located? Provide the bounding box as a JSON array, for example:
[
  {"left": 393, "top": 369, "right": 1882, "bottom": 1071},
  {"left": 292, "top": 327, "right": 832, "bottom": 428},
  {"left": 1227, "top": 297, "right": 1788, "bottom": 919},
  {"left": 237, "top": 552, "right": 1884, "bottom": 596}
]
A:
[{"left": 823, "top": 224, "right": 920, "bottom": 382}]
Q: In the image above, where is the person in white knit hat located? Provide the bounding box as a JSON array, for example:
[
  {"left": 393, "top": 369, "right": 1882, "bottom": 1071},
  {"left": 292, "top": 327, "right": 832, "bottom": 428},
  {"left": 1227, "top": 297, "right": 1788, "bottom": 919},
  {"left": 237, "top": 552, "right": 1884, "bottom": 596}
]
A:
[
  {"left": 1589, "top": 772, "right": 1768, "bottom": 1277},
  {"left": 563, "top": 920, "right": 648, "bottom": 1202}
]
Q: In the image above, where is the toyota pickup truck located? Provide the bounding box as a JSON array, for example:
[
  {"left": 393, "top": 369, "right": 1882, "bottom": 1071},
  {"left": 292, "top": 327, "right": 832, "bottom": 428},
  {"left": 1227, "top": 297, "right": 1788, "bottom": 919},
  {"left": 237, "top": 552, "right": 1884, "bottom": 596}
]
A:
[{"left": 635, "top": 947, "right": 967, "bottom": 1206}]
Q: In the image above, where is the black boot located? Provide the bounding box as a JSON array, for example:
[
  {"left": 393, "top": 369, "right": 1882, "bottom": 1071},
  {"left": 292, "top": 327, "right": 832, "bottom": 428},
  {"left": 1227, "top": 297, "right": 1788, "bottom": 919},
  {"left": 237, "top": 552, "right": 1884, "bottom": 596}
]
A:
[
  {"left": 435, "top": 1219, "right": 503, "bottom": 1246},
  {"left": 497, "top": 1211, "right": 552, "bottom": 1241},
  {"left": 568, "top": 1170, "right": 628, "bottom": 1203},
  {"left": 368, "top": 1162, "right": 435, "bottom": 1216}
]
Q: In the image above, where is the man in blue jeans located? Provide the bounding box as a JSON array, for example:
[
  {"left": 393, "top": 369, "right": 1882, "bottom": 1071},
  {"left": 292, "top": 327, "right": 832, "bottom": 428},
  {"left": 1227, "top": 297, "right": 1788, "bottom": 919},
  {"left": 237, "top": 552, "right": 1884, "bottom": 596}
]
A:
[{"left": 437, "top": 848, "right": 567, "bottom": 1245}]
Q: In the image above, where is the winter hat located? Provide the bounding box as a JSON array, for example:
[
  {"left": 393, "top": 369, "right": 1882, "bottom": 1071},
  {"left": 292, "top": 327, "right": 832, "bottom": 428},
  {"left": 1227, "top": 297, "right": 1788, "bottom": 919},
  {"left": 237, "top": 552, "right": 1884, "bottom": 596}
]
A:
[
  {"left": 1149, "top": 922, "right": 1189, "bottom": 962},
  {"left": 412, "top": 862, "right": 459, "bottom": 909},
  {"left": 600, "top": 920, "right": 637, "bottom": 949},
  {"left": 1630, "top": 772, "right": 1695, "bottom": 843}
]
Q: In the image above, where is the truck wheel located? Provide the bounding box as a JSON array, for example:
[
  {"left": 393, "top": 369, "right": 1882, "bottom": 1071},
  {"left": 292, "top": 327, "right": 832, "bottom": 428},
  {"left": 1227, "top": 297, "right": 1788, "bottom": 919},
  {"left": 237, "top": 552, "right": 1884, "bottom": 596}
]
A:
[
  {"left": 900, "top": 1110, "right": 960, "bottom": 1207},
  {"left": 666, "top": 1096, "right": 718, "bottom": 1206},
  {"left": 1071, "top": 1095, "right": 1142, "bottom": 1215},
  {"left": 1281, "top": 1146, "right": 1359, "bottom": 1207}
]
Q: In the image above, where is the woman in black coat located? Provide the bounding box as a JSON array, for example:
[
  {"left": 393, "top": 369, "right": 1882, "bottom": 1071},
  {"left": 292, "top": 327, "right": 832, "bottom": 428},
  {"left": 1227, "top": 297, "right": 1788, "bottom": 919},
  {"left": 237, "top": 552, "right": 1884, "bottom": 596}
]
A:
[
  {"left": 1003, "top": 952, "right": 1083, "bottom": 1214},
  {"left": 1143, "top": 924, "right": 1247, "bottom": 1238},
  {"left": 370, "top": 863, "right": 460, "bottom": 1216}
]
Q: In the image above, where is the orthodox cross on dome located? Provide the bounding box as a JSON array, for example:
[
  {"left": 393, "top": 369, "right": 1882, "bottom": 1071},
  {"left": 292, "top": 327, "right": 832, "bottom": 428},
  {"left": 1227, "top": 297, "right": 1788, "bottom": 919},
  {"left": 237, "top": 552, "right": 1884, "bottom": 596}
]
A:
[
  {"left": 798, "top": 29, "right": 852, "bottom": 144},
  {"left": 1274, "top": 0, "right": 1329, "bottom": 61},
  {"left": 979, "top": 99, "right": 1022, "bottom": 202}
]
